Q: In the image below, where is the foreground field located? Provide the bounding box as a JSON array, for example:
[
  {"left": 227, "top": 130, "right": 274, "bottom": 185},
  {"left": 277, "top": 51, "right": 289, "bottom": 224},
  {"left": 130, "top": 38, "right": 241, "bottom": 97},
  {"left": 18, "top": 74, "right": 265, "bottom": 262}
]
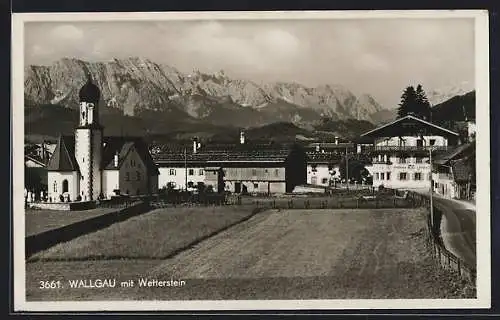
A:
[
  {"left": 29, "top": 206, "right": 258, "bottom": 260},
  {"left": 25, "top": 208, "right": 117, "bottom": 237},
  {"left": 26, "top": 208, "right": 474, "bottom": 300}
]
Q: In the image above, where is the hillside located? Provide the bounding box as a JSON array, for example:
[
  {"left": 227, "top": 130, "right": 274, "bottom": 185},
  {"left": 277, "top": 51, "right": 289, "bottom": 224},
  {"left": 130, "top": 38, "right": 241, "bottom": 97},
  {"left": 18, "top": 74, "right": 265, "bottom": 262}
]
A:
[
  {"left": 432, "top": 91, "right": 475, "bottom": 125},
  {"left": 24, "top": 57, "right": 389, "bottom": 129}
]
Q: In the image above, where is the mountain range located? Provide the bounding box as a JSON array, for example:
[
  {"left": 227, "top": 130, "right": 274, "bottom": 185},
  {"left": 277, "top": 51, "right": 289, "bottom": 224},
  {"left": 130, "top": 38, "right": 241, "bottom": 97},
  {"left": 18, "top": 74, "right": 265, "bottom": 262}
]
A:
[
  {"left": 25, "top": 57, "right": 389, "bottom": 128},
  {"left": 24, "top": 57, "right": 475, "bottom": 143}
]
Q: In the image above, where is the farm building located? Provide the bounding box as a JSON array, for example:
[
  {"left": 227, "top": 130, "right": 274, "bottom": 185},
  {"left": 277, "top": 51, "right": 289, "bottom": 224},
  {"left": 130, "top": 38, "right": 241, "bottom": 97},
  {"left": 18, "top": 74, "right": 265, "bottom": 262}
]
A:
[
  {"left": 432, "top": 141, "right": 476, "bottom": 200},
  {"left": 45, "top": 77, "right": 159, "bottom": 202},
  {"left": 359, "top": 115, "right": 460, "bottom": 190},
  {"left": 153, "top": 134, "right": 307, "bottom": 194}
]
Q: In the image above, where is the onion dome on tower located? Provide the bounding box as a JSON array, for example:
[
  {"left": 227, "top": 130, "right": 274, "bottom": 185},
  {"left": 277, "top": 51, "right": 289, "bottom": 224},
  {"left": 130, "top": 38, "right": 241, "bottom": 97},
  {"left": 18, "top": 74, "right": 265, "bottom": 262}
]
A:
[{"left": 79, "top": 75, "right": 100, "bottom": 104}]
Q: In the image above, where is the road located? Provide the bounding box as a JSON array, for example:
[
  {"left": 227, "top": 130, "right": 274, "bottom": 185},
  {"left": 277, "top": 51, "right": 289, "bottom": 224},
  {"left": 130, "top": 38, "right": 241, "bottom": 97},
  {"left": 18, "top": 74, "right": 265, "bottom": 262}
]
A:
[{"left": 432, "top": 194, "right": 476, "bottom": 269}]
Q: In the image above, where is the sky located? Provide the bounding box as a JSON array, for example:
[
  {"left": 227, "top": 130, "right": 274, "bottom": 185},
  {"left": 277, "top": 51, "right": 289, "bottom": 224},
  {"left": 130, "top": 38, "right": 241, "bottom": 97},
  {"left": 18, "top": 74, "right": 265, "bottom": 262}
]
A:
[{"left": 24, "top": 17, "right": 475, "bottom": 107}]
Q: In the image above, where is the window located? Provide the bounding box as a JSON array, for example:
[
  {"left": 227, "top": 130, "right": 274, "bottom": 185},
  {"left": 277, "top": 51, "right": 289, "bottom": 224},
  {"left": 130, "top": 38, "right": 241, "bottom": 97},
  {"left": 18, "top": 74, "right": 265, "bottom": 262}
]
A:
[
  {"left": 375, "top": 173, "right": 379, "bottom": 180},
  {"left": 398, "top": 157, "right": 407, "bottom": 164},
  {"left": 275, "top": 169, "right": 279, "bottom": 177},
  {"left": 380, "top": 173, "right": 385, "bottom": 180},
  {"left": 386, "top": 172, "right": 391, "bottom": 180},
  {"left": 188, "top": 169, "right": 194, "bottom": 176},
  {"left": 187, "top": 181, "right": 194, "bottom": 188},
  {"left": 264, "top": 169, "right": 268, "bottom": 174},
  {"left": 311, "top": 165, "right": 317, "bottom": 172},
  {"left": 252, "top": 169, "right": 257, "bottom": 176},
  {"left": 169, "top": 169, "right": 176, "bottom": 176},
  {"left": 253, "top": 183, "right": 258, "bottom": 189},
  {"left": 199, "top": 169, "right": 204, "bottom": 175},
  {"left": 136, "top": 171, "right": 141, "bottom": 181},
  {"left": 131, "top": 159, "right": 136, "bottom": 167},
  {"left": 399, "top": 172, "right": 407, "bottom": 180},
  {"left": 429, "top": 139, "right": 436, "bottom": 146},
  {"left": 322, "top": 178, "right": 328, "bottom": 184},
  {"left": 416, "top": 157, "right": 422, "bottom": 164},
  {"left": 125, "top": 172, "right": 130, "bottom": 181},
  {"left": 414, "top": 172, "right": 422, "bottom": 181},
  {"left": 53, "top": 181, "right": 57, "bottom": 192},
  {"left": 62, "top": 179, "right": 68, "bottom": 193}
]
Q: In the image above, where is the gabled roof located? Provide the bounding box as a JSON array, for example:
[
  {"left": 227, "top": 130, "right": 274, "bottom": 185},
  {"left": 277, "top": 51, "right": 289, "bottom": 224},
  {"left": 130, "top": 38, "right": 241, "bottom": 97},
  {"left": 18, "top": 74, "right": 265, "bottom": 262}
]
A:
[
  {"left": 25, "top": 155, "right": 47, "bottom": 167},
  {"left": 360, "top": 115, "right": 459, "bottom": 138},
  {"left": 102, "top": 136, "right": 159, "bottom": 175},
  {"left": 433, "top": 142, "right": 475, "bottom": 166},
  {"left": 46, "top": 135, "right": 80, "bottom": 172}
]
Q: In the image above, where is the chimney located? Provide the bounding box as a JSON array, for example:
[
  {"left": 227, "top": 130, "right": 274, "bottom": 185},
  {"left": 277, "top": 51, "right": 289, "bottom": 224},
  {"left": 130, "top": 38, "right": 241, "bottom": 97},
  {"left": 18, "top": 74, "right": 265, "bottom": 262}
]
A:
[
  {"left": 335, "top": 136, "right": 339, "bottom": 145},
  {"left": 114, "top": 151, "right": 119, "bottom": 168},
  {"left": 240, "top": 131, "right": 245, "bottom": 145},
  {"left": 193, "top": 137, "right": 198, "bottom": 154}
]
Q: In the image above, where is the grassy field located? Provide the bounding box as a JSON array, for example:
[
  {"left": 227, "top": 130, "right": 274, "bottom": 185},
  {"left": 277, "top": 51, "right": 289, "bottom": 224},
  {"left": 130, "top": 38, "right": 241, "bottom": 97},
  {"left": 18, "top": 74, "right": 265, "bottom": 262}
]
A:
[
  {"left": 25, "top": 208, "right": 117, "bottom": 237},
  {"left": 29, "top": 206, "right": 258, "bottom": 261},
  {"left": 26, "top": 207, "right": 475, "bottom": 300}
]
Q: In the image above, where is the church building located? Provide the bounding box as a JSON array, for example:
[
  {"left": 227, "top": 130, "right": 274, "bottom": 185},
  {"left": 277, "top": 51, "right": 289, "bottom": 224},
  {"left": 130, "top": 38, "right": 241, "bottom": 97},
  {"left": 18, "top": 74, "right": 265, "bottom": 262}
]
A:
[{"left": 46, "top": 77, "right": 159, "bottom": 202}]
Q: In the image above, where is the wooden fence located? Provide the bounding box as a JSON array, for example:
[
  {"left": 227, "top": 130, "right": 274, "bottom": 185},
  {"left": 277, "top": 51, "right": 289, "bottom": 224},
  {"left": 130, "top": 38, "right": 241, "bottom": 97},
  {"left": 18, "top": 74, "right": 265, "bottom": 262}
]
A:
[{"left": 406, "top": 191, "right": 476, "bottom": 285}]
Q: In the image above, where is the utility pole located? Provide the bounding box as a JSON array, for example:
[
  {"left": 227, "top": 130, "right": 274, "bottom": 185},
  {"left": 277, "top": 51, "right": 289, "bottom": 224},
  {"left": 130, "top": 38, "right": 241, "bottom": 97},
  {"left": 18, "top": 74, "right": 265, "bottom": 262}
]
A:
[
  {"left": 429, "top": 147, "right": 434, "bottom": 228},
  {"left": 346, "top": 146, "right": 349, "bottom": 191},
  {"left": 184, "top": 147, "right": 188, "bottom": 192}
]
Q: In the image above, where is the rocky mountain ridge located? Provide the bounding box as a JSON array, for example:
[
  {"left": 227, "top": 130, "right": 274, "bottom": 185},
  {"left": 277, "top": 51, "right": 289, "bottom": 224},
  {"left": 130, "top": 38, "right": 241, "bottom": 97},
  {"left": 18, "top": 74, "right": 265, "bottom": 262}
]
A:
[{"left": 25, "top": 57, "right": 388, "bottom": 127}]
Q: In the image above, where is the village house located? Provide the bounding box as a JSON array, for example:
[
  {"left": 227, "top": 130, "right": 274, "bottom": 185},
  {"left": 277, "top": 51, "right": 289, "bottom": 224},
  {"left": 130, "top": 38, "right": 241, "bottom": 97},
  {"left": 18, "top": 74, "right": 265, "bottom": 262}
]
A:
[
  {"left": 45, "top": 77, "right": 159, "bottom": 202},
  {"left": 304, "top": 138, "right": 355, "bottom": 186},
  {"left": 432, "top": 141, "right": 476, "bottom": 200},
  {"left": 153, "top": 133, "right": 307, "bottom": 194},
  {"left": 359, "top": 115, "right": 460, "bottom": 190}
]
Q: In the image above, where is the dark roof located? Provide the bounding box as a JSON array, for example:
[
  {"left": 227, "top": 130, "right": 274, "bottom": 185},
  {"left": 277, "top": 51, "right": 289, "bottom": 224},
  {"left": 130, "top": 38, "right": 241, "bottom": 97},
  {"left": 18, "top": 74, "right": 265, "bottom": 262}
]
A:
[
  {"left": 306, "top": 152, "right": 342, "bottom": 165},
  {"left": 153, "top": 142, "right": 299, "bottom": 164},
  {"left": 79, "top": 76, "right": 101, "bottom": 104},
  {"left": 46, "top": 135, "right": 158, "bottom": 175},
  {"left": 46, "top": 135, "right": 80, "bottom": 172},
  {"left": 102, "top": 136, "right": 159, "bottom": 175},
  {"left": 360, "top": 115, "right": 459, "bottom": 138},
  {"left": 306, "top": 142, "right": 355, "bottom": 150},
  {"left": 433, "top": 142, "right": 475, "bottom": 165},
  {"left": 451, "top": 158, "right": 474, "bottom": 182}
]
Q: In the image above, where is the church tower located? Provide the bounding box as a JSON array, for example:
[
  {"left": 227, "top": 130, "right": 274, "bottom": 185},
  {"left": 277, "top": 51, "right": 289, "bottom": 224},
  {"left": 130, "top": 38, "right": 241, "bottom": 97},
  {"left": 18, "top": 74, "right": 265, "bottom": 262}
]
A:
[{"left": 75, "top": 75, "right": 103, "bottom": 200}]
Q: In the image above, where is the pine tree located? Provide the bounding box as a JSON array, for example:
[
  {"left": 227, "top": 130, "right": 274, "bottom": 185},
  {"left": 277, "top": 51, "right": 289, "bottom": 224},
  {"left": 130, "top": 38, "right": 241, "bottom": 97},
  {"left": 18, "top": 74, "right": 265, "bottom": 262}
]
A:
[
  {"left": 415, "top": 84, "right": 432, "bottom": 121},
  {"left": 397, "top": 86, "right": 418, "bottom": 118},
  {"left": 397, "top": 85, "right": 432, "bottom": 121}
]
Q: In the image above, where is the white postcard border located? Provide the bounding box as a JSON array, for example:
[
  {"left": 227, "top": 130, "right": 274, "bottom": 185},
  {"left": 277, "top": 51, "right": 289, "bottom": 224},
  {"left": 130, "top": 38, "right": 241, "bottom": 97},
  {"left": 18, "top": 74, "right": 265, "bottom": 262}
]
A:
[{"left": 12, "top": 10, "right": 491, "bottom": 312}]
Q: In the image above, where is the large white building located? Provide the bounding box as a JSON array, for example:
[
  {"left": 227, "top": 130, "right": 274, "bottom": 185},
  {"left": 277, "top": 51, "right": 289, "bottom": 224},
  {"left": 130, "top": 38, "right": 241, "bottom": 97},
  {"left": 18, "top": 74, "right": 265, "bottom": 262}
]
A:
[
  {"left": 46, "top": 77, "right": 159, "bottom": 202},
  {"left": 359, "top": 115, "right": 460, "bottom": 190}
]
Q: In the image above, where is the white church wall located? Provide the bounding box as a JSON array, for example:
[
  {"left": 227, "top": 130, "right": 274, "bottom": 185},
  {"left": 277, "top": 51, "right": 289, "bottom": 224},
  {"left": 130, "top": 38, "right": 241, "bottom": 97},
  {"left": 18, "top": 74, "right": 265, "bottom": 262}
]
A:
[
  {"left": 47, "top": 171, "right": 79, "bottom": 202},
  {"left": 102, "top": 170, "right": 119, "bottom": 199},
  {"left": 75, "top": 129, "right": 90, "bottom": 200},
  {"left": 91, "top": 129, "right": 102, "bottom": 199}
]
